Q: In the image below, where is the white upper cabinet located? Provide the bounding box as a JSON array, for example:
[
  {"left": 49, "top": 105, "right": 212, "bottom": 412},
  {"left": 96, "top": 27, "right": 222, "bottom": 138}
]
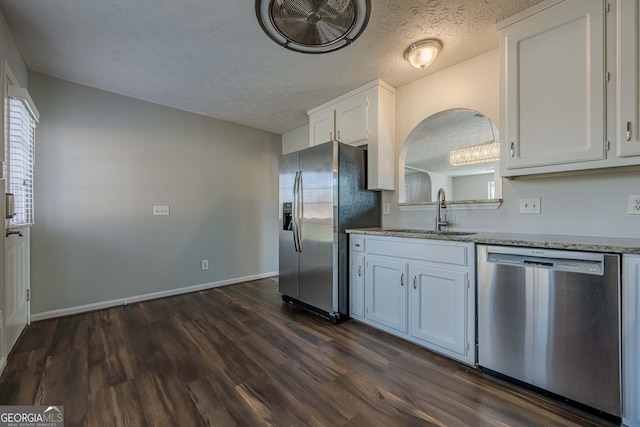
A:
[
  {"left": 309, "top": 107, "right": 335, "bottom": 147},
  {"left": 308, "top": 80, "right": 395, "bottom": 190},
  {"left": 617, "top": 0, "right": 640, "bottom": 157},
  {"left": 309, "top": 90, "right": 369, "bottom": 145},
  {"left": 335, "top": 90, "right": 369, "bottom": 145},
  {"left": 500, "top": 0, "right": 606, "bottom": 175},
  {"left": 499, "top": 0, "right": 640, "bottom": 177}
]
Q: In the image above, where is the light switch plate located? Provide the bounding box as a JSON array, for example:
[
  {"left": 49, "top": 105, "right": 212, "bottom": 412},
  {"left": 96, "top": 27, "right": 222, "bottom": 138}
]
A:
[
  {"left": 519, "top": 197, "right": 541, "bottom": 214},
  {"left": 153, "top": 205, "right": 170, "bottom": 216}
]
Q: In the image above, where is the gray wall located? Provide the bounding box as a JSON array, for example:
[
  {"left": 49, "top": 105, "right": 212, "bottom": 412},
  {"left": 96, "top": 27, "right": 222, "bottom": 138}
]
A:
[
  {"left": 452, "top": 174, "right": 494, "bottom": 200},
  {"left": 387, "top": 169, "right": 640, "bottom": 238},
  {"left": 282, "top": 124, "right": 309, "bottom": 155},
  {"left": 0, "top": 7, "right": 27, "bottom": 87},
  {"left": 28, "top": 73, "right": 281, "bottom": 316}
]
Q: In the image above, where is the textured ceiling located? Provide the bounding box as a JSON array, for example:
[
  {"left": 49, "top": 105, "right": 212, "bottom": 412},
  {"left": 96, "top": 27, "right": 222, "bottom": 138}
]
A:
[{"left": 0, "top": 0, "right": 543, "bottom": 135}]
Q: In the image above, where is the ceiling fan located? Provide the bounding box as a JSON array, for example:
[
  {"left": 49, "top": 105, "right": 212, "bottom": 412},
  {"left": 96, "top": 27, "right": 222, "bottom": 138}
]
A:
[{"left": 255, "top": 0, "right": 371, "bottom": 54}]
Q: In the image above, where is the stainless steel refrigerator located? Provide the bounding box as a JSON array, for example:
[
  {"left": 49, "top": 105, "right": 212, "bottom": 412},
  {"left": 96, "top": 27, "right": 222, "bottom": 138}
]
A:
[{"left": 279, "top": 141, "right": 381, "bottom": 322}]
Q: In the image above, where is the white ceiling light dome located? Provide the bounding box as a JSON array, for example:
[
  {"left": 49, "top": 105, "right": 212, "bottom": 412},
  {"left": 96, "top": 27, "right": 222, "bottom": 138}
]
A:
[
  {"left": 404, "top": 39, "right": 443, "bottom": 69},
  {"left": 256, "top": 0, "right": 371, "bottom": 54}
]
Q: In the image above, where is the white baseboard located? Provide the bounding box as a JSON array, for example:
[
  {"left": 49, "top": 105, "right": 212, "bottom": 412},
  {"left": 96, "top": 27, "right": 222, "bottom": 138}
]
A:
[{"left": 30, "top": 271, "right": 278, "bottom": 322}]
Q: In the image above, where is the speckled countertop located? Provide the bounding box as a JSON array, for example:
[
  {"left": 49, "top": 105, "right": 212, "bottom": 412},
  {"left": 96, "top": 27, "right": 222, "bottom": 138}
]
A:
[{"left": 346, "top": 228, "right": 640, "bottom": 255}]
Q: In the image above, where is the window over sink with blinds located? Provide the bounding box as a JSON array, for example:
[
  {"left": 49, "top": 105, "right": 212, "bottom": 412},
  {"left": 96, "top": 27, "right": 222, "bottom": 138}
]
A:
[{"left": 5, "top": 85, "right": 39, "bottom": 227}]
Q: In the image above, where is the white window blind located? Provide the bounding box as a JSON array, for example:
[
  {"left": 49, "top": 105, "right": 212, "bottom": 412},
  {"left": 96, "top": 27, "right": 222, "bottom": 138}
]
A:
[{"left": 6, "top": 89, "right": 38, "bottom": 227}]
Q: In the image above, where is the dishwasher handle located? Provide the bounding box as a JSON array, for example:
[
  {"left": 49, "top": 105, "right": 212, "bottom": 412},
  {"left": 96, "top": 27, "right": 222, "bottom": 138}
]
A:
[
  {"left": 485, "top": 246, "right": 606, "bottom": 276},
  {"left": 485, "top": 245, "right": 605, "bottom": 262}
]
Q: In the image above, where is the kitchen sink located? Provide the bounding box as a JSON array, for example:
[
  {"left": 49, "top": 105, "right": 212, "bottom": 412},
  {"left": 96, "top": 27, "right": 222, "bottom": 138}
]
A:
[{"left": 387, "top": 228, "right": 476, "bottom": 236}]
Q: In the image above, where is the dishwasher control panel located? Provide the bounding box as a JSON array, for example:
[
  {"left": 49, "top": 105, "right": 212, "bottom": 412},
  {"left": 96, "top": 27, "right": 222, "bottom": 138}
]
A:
[{"left": 486, "top": 247, "right": 605, "bottom": 276}]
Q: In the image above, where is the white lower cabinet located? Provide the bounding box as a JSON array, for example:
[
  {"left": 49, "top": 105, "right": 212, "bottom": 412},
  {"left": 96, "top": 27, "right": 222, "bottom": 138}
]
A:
[
  {"left": 349, "top": 234, "right": 475, "bottom": 365},
  {"left": 409, "top": 264, "right": 469, "bottom": 357},
  {"left": 349, "top": 252, "right": 366, "bottom": 320},
  {"left": 366, "top": 256, "right": 408, "bottom": 333},
  {"left": 623, "top": 254, "right": 640, "bottom": 427}
]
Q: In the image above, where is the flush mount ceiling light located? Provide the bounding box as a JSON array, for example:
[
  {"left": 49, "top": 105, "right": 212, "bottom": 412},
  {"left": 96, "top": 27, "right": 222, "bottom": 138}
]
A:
[
  {"left": 256, "top": 0, "right": 371, "bottom": 54},
  {"left": 404, "top": 39, "right": 442, "bottom": 69}
]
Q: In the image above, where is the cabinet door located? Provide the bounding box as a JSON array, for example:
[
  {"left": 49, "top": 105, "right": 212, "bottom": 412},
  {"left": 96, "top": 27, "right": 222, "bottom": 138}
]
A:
[
  {"left": 504, "top": 0, "right": 606, "bottom": 170},
  {"left": 309, "top": 108, "right": 335, "bottom": 146},
  {"left": 350, "top": 253, "right": 365, "bottom": 320},
  {"left": 623, "top": 254, "right": 640, "bottom": 427},
  {"left": 409, "top": 264, "right": 468, "bottom": 356},
  {"left": 335, "top": 91, "right": 369, "bottom": 145},
  {"left": 365, "top": 256, "right": 407, "bottom": 333},
  {"left": 617, "top": 0, "right": 640, "bottom": 157}
]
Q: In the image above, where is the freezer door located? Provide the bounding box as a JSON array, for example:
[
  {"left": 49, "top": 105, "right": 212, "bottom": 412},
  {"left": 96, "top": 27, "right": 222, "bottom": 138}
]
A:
[
  {"left": 337, "top": 143, "right": 381, "bottom": 315},
  {"left": 298, "top": 142, "right": 336, "bottom": 313},
  {"left": 279, "top": 152, "right": 299, "bottom": 298}
]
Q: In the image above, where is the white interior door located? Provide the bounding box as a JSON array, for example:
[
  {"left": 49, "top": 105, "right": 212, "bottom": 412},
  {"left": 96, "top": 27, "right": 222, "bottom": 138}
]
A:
[{"left": 4, "top": 224, "right": 29, "bottom": 355}]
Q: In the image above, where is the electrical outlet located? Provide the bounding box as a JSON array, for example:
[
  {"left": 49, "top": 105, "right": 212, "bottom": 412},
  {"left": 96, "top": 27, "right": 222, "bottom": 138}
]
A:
[
  {"left": 628, "top": 195, "right": 640, "bottom": 214},
  {"left": 201, "top": 260, "right": 209, "bottom": 270},
  {"left": 519, "top": 197, "right": 541, "bottom": 214},
  {"left": 153, "top": 205, "right": 170, "bottom": 216}
]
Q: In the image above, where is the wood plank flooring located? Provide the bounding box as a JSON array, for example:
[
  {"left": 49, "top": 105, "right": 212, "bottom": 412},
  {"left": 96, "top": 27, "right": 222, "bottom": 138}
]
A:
[{"left": 0, "top": 278, "right": 617, "bottom": 426}]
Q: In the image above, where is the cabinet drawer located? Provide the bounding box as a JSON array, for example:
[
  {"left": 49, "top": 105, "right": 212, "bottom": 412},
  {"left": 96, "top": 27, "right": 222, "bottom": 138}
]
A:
[
  {"left": 350, "top": 235, "right": 366, "bottom": 252},
  {"left": 367, "top": 238, "right": 468, "bottom": 266}
]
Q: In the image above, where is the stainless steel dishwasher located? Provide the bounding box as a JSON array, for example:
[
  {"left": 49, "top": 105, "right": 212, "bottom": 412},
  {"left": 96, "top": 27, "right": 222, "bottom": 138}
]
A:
[{"left": 477, "top": 245, "right": 620, "bottom": 417}]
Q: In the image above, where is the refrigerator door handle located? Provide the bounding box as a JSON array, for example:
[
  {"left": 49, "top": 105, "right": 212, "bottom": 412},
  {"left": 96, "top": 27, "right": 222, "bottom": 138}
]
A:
[
  {"left": 292, "top": 171, "right": 301, "bottom": 253},
  {"left": 296, "top": 171, "right": 303, "bottom": 252}
]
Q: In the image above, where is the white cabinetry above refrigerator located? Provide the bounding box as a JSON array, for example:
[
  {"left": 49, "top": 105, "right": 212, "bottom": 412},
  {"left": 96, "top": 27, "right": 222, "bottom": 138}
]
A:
[{"left": 308, "top": 80, "right": 395, "bottom": 190}]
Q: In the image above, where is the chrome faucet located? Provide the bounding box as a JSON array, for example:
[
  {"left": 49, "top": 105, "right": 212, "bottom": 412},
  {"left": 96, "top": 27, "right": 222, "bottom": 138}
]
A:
[{"left": 435, "top": 187, "right": 448, "bottom": 232}]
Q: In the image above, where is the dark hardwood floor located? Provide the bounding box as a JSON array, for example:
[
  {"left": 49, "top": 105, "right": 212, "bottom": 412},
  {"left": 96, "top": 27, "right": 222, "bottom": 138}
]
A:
[{"left": 0, "top": 278, "right": 617, "bottom": 426}]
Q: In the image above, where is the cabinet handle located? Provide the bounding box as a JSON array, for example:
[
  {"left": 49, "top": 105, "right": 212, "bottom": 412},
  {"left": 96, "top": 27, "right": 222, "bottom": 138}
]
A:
[
  {"left": 510, "top": 142, "right": 515, "bottom": 157},
  {"left": 401, "top": 273, "right": 404, "bottom": 286},
  {"left": 413, "top": 276, "right": 416, "bottom": 289},
  {"left": 337, "top": 130, "right": 341, "bottom": 141},
  {"left": 329, "top": 131, "right": 333, "bottom": 141},
  {"left": 627, "top": 122, "right": 632, "bottom": 142},
  {"left": 354, "top": 243, "right": 360, "bottom": 248},
  {"left": 358, "top": 265, "right": 362, "bottom": 277}
]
